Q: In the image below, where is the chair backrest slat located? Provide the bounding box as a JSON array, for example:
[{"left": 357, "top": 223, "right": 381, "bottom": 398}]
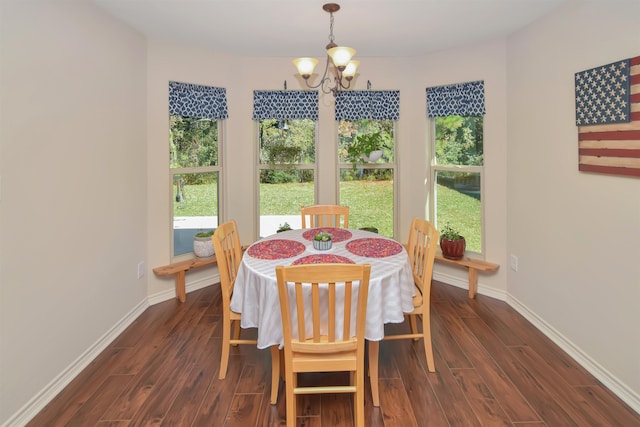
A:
[
  {"left": 276, "top": 263, "right": 370, "bottom": 351},
  {"left": 212, "top": 220, "right": 243, "bottom": 305},
  {"left": 295, "top": 282, "right": 306, "bottom": 342},
  {"left": 407, "top": 218, "right": 439, "bottom": 295},
  {"left": 301, "top": 205, "right": 349, "bottom": 229}
]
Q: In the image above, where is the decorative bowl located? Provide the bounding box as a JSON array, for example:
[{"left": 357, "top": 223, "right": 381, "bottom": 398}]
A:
[{"left": 313, "top": 240, "right": 333, "bottom": 251}]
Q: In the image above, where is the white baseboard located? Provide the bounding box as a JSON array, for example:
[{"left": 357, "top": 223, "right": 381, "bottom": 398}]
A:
[
  {"left": 435, "top": 272, "right": 640, "bottom": 414},
  {"left": 6, "top": 273, "right": 638, "bottom": 425},
  {"left": 147, "top": 274, "right": 220, "bottom": 306},
  {"left": 2, "top": 298, "right": 149, "bottom": 427},
  {"left": 3, "top": 273, "right": 220, "bottom": 427},
  {"left": 433, "top": 271, "right": 507, "bottom": 301},
  {"left": 506, "top": 294, "right": 640, "bottom": 414}
]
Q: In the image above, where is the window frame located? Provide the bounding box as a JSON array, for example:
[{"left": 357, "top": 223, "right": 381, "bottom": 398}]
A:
[
  {"left": 337, "top": 119, "right": 398, "bottom": 239},
  {"left": 169, "top": 118, "right": 224, "bottom": 261},
  {"left": 428, "top": 116, "right": 486, "bottom": 256},
  {"left": 255, "top": 119, "right": 318, "bottom": 240}
]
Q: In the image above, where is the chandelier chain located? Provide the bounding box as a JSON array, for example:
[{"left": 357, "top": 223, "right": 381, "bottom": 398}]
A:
[
  {"left": 292, "top": 3, "right": 365, "bottom": 97},
  {"left": 328, "top": 12, "right": 335, "bottom": 45}
]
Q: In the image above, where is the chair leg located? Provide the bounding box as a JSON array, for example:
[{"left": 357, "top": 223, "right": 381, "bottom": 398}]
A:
[
  {"left": 285, "top": 371, "right": 297, "bottom": 427},
  {"left": 421, "top": 310, "right": 435, "bottom": 372},
  {"left": 409, "top": 314, "right": 419, "bottom": 341},
  {"left": 219, "top": 316, "right": 230, "bottom": 380},
  {"left": 280, "top": 349, "right": 285, "bottom": 382},
  {"left": 231, "top": 319, "right": 241, "bottom": 344},
  {"left": 270, "top": 346, "right": 280, "bottom": 404},
  {"left": 355, "top": 369, "right": 365, "bottom": 427},
  {"left": 368, "top": 341, "right": 380, "bottom": 407}
]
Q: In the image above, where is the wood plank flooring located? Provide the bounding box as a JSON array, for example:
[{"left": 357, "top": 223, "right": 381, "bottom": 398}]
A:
[{"left": 27, "top": 281, "right": 640, "bottom": 426}]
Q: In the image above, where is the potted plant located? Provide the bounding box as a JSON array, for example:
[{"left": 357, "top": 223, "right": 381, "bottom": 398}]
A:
[
  {"left": 439, "top": 223, "right": 466, "bottom": 260},
  {"left": 193, "top": 230, "right": 215, "bottom": 258},
  {"left": 313, "top": 231, "right": 332, "bottom": 250},
  {"left": 346, "top": 131, "right": 386, "bottom": 167},
  {"left": 266, "top": 142, "right": 301, "bottom": 170},
  {"left": 277, "top": 222, "right": 292, "bottom": 233}
]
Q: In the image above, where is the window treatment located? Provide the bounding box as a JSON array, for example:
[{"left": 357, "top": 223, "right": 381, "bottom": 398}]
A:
[
  {"left": 335, "top": 90, "right": 400, "bottom": 120},
  {"left": 169, "top": 81, "right": 229, "bottom": 119},
  {"left": 252, "top": 90, "right": 319, "bottom": 120},
  {"left": 426, "top": 80, "right": 485, "bottom": 117}
]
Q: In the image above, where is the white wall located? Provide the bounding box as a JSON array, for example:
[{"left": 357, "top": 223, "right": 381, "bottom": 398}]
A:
[
  {"left": 2, "top": 0, "right": 639, "bottom": 424},
  {"left": 506, "top": 0, "right": 640, "bottom": 403},
  {"left": 0, "top": 0, "right": 147, "bottom": 423},
  {"left": 146, "top": 40, "right": 509, "bottom": 298}
]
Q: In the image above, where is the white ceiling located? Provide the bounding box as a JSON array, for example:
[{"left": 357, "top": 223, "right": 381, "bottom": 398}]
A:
[{"left": 90, "top": 0, "right": 568, "bottom": 58}]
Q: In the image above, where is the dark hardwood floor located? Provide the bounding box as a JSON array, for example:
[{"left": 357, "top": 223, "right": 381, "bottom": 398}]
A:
[{"left": 27, "top": 281, "right": 640, "bottom": 426}]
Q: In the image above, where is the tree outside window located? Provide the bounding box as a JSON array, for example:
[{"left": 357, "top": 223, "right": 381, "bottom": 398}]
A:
[
  {"left": 170, "top": 116, "right": 220, "bottom": 257},
  {"left": 432, "top": 115, "right": 484, "bottom": 253},
  {"left": 258, "top": 118, "right": 316, "bottom": 237},
  {"left": 338, "top": 119, "right": 396, "bottom": 237}
]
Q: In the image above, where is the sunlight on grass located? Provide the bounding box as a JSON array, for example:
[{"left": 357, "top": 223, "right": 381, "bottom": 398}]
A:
[{"left": 174, "top": 181, "right": 481, "bottom": 251}]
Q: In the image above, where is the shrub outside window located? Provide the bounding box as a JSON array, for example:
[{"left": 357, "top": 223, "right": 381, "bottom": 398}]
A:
[
  {"left": 257, "top": 118, "right": 316, "bottom": 237},
  {"left": 338, "top": 119, "right": 396, "bottom": 238},
  {"left": 170, "top": 116, "right": 221, "bottom": 257},
  {"left": 431, "top": 115, "right": 484, "bottom": 254}
]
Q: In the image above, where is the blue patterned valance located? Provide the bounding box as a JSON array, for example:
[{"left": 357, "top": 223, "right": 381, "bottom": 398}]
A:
[
  {"left": 426, "top": 81, "right": 485, "bottom": 117},
  {"left": 252, "top": 90, "right": 319, "bottom": 120},
  {"left": 335, "top": 90, "right": 400, "bottom": 121},
  {"left": 169, "top": 81, "right": 228, "bottom": 119}
]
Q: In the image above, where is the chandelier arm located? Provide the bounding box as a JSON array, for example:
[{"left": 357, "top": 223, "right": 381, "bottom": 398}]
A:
[
  {"left": 301, "top": 54, "right": 333, "bottom": 94},
  {"left": 338, "top": 74, "right": 352, "bottom": 90},
  {"left": 292, "top": 3, "right": 359, "bottom": 97}
]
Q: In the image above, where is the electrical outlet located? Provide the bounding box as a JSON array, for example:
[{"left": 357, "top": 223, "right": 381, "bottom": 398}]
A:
[
  {"left": 510, "top": 254, "right": 518, "bottom": 272},
  {"left": 137, "top": 261, "right": 145, "bottom": 279}
]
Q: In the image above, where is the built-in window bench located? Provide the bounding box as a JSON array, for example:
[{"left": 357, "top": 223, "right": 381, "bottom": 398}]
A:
[
  {"left": 153, "top": 257, "right": 217, "bottom": 302},
  {"left": 434, "top": 251, "right": 499, "bottom": 298}
]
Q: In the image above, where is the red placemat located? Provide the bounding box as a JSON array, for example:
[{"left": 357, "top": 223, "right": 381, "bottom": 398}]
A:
[
  {"left": 292, "top": 254, "right": 355, "bottom": 265},
  {"left": 302, "top": 228, "right": 352, "bottom": 243},
  {"left": 346, "top": 238, "right": 403, "bottom": 258},
  {"left": 247, "top": 239, "right": 306, "bottom": 260}
]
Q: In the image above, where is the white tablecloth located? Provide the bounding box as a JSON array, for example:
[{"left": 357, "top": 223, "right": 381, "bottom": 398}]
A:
[{"left": 230, "top": 228, "right": 415, "bottom": 349}]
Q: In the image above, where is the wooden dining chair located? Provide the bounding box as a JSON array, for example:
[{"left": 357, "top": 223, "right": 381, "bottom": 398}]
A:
[
  {"left": 275, "top": 263, "right": 371, "bottom": 427},
  {"left": 300, "top": 204, "right": 349, "bottom": 228},
  {"left": 212, "top": 220, "right": 280, "bottom": 403},
  {"left": 368, "top": 217, "right": 439, "bottom": 406}
]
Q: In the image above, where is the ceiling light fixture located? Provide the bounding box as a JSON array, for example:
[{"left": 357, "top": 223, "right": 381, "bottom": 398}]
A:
[{"left": 293, "top": 3, "right": 359, "bottom": 96}]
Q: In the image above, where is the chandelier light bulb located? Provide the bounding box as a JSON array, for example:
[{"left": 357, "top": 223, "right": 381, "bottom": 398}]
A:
[
  {"left": 342, "top": 60, "right": 359, "bottom": 79},
  {"left": 291, "top": 3, "right": 365, "bottom": 96},
  {"left": 293, "top": 57, "right": 319, "bottom": 78},
  {"left": 327, "top": 46, "right": 356, "bottom": 70}
]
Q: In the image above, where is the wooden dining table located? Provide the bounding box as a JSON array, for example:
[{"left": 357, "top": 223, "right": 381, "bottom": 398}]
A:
[{"left": 230, "top": 227, "right": 415, "bottom": 350}]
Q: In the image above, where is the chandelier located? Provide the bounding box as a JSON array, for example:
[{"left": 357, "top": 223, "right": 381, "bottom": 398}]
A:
[{"left": 292, "top": 3, "right": 359, "bottom": 96}]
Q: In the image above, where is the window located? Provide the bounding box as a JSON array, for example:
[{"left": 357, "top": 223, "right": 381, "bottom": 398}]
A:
[
  {"left": 169, "top": 82, "right": 228, "bottom": 257},
  {"left": 427, "top": 81, "right": 485, "bottom": 254},
  {"left": 338, "top": 119, "right": 396, "bottom": 237},
  {"left": 336, "top": 90, "right": 399, "bottom": 238},
  {"left": 253, "top": 90, "right": 318, "bottom": 237},
  {"left": 257, "top": 118, "right": 316, "bottom": 237}
]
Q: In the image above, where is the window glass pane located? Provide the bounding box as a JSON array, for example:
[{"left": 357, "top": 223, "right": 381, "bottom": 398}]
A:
[
  {"left": 338, "top": 119, "right": 394, "bottom": 163},
  {"left": 260, "top": 119, "right": 315, "bottom": 165},
  {"left": 338, "top": 119, "right": 395, "bottom": 237},
  {"left": 259, "top": 170, "right": 315, "bottom": 237},
  {"left": 434, "top": 170, "right": 481, "bottom": 252},
  {"left": 339, "top": 168, "right": 394, "bottom": 237},
  {"left": 258, "top": 118, "right": 316, "bottom": 238},
  {"left": 435, "top": 115, "right": 483, "bottom": 166},
  {"left": 170, "top": 116, "right": 218, "bottom": 167},
  {"left": 173, "top": 172, "right": 219, "bottom": 256}
]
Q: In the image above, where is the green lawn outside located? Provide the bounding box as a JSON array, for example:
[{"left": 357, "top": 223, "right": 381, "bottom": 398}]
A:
[{"left": 174, "top": 181, "right": 481, "bottom": 250}]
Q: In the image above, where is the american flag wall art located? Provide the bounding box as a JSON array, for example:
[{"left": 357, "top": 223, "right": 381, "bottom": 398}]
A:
[{"left": 575, "top": 55, "right": 640, "bottom": 178}]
